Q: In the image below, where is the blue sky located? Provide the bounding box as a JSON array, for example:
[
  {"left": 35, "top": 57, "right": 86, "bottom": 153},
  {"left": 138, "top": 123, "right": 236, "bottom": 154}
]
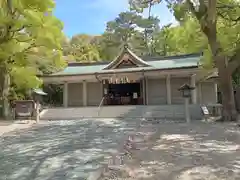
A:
[{"left": 54, "top": 0, "right": 176, "bottom": 37}]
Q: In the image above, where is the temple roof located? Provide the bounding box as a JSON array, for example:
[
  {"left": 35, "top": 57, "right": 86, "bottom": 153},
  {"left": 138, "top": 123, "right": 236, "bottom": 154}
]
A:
[{"left": 49, "top": 47, "right": 202, "bottom": 77}]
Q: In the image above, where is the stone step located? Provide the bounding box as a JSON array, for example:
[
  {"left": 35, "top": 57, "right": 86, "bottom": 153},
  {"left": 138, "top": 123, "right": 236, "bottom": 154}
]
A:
[{"left": 40, "top": 105, "right": 203, "bottom": 121}]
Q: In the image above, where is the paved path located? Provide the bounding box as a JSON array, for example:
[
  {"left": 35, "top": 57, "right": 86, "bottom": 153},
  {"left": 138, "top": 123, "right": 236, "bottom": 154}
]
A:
[
  {"left": 0, "top": 119, "right": 239, "bottom": 180},
  {"left": 0, "top": 118, "right": 141, "bottom": 180},
  {"left": 102, "top": 122, "right": 240, "bottom": 180},
  {"left": 0, "top": 120, "right": 35, "bottom": 136}
]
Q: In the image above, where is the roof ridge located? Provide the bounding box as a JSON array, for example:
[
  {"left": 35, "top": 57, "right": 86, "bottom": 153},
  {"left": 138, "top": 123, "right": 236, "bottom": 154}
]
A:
[
  {"left": 67, "top": 52, "right": 203, "bottom": 67},
  {"left": 141, "top": 52, "right": 203, "bottom": 61}
]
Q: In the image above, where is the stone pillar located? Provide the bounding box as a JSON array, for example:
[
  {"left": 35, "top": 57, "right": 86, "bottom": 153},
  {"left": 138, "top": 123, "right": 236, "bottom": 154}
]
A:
[
  {"left": 63, "top": 82, "right": 68, "bottom": 108},
  {"left": 191, "top": 74, "right": 197, "bottom": 104},
  {"left": 166, "top": 75, "right": 172, "bottom": 105},
  {"left": 83, "top": 81, "right": 87, "bottom": 106}
]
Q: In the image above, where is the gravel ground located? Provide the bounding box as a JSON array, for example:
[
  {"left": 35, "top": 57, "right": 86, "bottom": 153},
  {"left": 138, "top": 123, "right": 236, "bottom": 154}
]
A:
[
  {"left": 0, "top": 120, "right": 36, "bottom": 136},
  {"left": 0, "top": 119, "right": 239, "bottom": 180},
  {"left": 102, "top": 122, "right": 240, "bottom": 180}
]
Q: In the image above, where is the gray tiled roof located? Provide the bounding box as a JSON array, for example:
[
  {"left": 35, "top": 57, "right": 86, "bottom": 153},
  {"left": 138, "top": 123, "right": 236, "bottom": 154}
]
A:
[{"left": 51, "top": 53, "right": 202, "bottom": 76}]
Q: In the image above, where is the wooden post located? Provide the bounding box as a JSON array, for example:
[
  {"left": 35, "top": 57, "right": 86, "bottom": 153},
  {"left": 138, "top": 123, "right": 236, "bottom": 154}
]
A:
[
  {"left": 63, "top": 82, "right": 68, "bottom": 108},
  {"left": 191, "top": 74, "right": 197, "bottom": 104},
  {"left": 36, "top": 100, "right": 40, "bottom": 122},
  {"left": 185, "top": 97, "right": 190, "bottom": 123},
  {"left": 166, "top": 75, "right": 172, "bottom": 105}
]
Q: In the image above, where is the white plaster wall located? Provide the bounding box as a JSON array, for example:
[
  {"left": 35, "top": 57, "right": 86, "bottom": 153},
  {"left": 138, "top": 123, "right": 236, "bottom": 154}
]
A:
[
  {"left": 147, "top": 78, "right": 167, "bottom": 105},
  {"left": 87, "top": 82, "right": 102, "bottom": 106},
  {"left": 201, "top": 82, "right": 217, "bottom": 104},
  {"left": 68, "top": 83, "right": 83, "bottom": 107}
]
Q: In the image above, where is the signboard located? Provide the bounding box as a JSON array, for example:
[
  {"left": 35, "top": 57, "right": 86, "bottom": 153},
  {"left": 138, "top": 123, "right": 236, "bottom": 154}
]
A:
[
  {"left": 104, "top": 88, "right": 108, "bottom": 95},
  {"left": 201, "top": 106, "right": 209, "bottom": 115},
  {"left": 133, "top": 92, "right": 138, "bottom": 99},
  {"left": 14, "top": 100, "right": 35, "bottom": 119}
]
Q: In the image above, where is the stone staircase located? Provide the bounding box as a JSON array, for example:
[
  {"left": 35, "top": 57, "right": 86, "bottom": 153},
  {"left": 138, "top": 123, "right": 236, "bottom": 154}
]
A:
[{"left": 40, "top": 105, "right": 203, "bottom": 121}]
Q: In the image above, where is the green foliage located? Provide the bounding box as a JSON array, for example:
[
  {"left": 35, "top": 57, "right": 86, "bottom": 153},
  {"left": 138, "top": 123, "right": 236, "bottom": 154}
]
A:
[
  {"left": 102, "top": 11, "right": 160, "bottom": 57},
  {"left": 63, "top": 34, "right": 101, "bottom": 62},
  {"left": 106, "top": 12, "right": 142, "bottom": 43},
  {"left": 129, "top": 0, "right": 162, "bottom": 13},
  {"left": 0, "top": 0, "right": 65, "bottom": 100}
]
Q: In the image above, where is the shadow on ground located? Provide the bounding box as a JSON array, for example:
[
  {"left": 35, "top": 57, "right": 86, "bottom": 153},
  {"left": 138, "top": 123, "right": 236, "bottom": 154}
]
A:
[
  {"left": 0, "top": 118, "right": 140, "bottom": 180},
  {"left": 0, "top": 119, "right": 239, "bottom": 180},
  {"left": 106, "top": 122, "right": 240, "bottom": 180}
]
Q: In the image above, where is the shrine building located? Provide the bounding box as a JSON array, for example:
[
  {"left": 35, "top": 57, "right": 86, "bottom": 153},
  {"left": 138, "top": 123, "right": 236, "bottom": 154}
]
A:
[{"left": 41, "top": 46, "right": 218, "bottom": 108}]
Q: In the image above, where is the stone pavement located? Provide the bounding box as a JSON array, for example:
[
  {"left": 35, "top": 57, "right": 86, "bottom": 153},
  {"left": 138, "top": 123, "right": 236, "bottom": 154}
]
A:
[{"left": 0, "top": 119, "right": 239, "bottom": 180}]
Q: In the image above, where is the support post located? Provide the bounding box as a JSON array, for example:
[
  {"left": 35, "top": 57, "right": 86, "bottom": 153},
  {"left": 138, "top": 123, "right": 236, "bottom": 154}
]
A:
[
  {"left": 83, "top": 81, "right": 87, "bottom": 106},
  {"left": 185, "top": 97, "right": 190, "bottom": 123},
  {"left": 166, "top": 75, "right": 172, "bottom": 105},
  {"left": 145, "top": 78, "right": 149, "bottom": 105},
  {"left": 198, "top": 83, "right": 202, "bottom": 104},
  {"left": 142, "top": 78, "right": 146, "bottom": 105},
  {"left": 191, "top": 74, "right": 197, "bottom": 104},
  {"left": 36, "top": 100, "right": 40, "bottom": 122},
  {"left": 63, "top": 82, "right": 68, "bottom": 108},
  {"left": 214, "top": 82, "right": 218, "bottom": 103}
]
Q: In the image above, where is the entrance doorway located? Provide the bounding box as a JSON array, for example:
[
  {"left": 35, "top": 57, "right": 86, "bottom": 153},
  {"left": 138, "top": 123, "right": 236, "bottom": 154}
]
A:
[{"left": 104, "top": 82, "right": 143, "bottom": 105}]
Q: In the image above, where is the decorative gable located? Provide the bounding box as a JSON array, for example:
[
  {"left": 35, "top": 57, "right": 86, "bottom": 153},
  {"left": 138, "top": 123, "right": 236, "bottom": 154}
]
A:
[
  {"left": 103, "top": 45, "right": 151, "bottom": 70},
  {"left": 114, "top": 54, "right": 139, "bottom": 69}
]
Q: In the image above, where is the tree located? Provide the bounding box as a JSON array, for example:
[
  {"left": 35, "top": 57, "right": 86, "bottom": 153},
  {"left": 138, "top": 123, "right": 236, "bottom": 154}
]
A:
[
  {"left": 152, "top": 24, "right": 174, "bottom": 56},
  {"left": 130, "top": 0, "right": 161, "bottom": 54},
  {"left": 103, "top": 11, "right": 160, "bottom": 57},
  {"left": 172, "top": 0, "right": 240, "bottom": 121},
  {"left": 130, "top": 0, "right": 240, "bottom": 121},
  {"left": 0, "top": 0, "right": 65, "bottom": 118},
  {"left": 63, "top": 34, "right": 101, "bottom": 62}
]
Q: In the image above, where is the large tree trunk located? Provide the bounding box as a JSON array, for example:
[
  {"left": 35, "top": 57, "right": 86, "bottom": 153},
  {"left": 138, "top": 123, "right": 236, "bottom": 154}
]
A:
[
  {"left": 0, "top": 67, "right": 10, "bottom": 120},
  {"left": 216, "top": 56, "right": 237, "bottom": 121},
  {"left": 185, "top": 0, "right": 238, "bottom": 121}
]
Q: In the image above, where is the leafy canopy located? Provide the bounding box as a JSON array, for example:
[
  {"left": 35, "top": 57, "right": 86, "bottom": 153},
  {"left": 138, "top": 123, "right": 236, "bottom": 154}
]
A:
[{"left": 0, "top": 0, "right": 65, "bottom": 95}]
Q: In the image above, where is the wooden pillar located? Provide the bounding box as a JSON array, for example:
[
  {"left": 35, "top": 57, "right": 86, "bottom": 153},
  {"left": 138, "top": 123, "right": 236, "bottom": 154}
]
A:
[
  {"left": 214, "top": 82, "right": 218, "bottom": 103},
  {"left": 142, "top": 78, "right": 146, "bottom": 105},
  {"left": 166, "top": 75, "right": 172, "bottom": 105},
  {"left": 63, "top": 82, "right": 68, "bottom": 108},
  {"left": 145, "top": 77, "right": 149, "bottom": 105},
  {"left": 191, "top": 74, "right": 197, "bottom": 104},
  {"left": 198, "top": 83, "right": 202, "bottom": 104},
  {"left": 83, "top": 81, "right": 87, "bottom": 106}
]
